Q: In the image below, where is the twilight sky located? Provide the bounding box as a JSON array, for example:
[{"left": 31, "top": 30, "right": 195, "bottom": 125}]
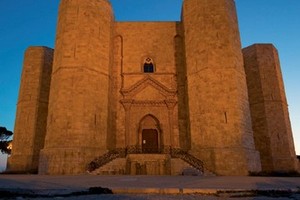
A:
[{"left": 0, "top": 0, "right": 299, "bottom": 171}]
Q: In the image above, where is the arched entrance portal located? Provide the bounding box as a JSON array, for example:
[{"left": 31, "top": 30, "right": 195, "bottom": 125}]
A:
[{"left": 139, "top": 115, "right": 161, "bottom": 153}]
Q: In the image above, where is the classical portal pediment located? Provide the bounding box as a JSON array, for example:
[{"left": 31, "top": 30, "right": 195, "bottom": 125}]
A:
[
  {"left": 120, "top": 75, "right": 177, "bottom": 99},
  {"left": 134, "top": 85, "right": 166, "bottom": 101}
]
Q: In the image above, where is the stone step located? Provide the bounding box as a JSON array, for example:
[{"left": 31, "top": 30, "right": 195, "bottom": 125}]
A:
[{"left": 90, "top": 153, "right": 215, "bottom": 176}]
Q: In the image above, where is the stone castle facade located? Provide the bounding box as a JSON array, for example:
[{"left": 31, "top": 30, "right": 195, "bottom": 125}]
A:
[{"left": 8, "top": 0, "right": 298, "bottom": 175}]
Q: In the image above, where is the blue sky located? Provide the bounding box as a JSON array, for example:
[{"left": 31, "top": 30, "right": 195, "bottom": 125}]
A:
[{"left": 0, "top": 0, "right": 299, "bottom": 171}]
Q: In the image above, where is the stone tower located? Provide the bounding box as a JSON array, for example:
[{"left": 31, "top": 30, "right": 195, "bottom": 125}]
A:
[
  {"left": 38, "top": 0, "right": 114, "bottom": 174},
  {"left": 7, "top": 47, "right": 53, "bottom": 172},
  {"left": 181, "top": 0, "right": 261, "bottom": 175},
  {"left": 8, "top": 0, "right": 298, "bottom": 175},
  {"left": 243, "top": 44, "right": 298, "bottom": 172}
]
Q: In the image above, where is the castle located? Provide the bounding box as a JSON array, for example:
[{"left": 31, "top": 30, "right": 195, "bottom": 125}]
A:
[{"left": 7, "top": 0, "right": 298, "bottom": 175}]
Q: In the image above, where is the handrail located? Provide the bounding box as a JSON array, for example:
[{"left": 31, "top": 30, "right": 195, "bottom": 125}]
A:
[
  {"left": 87, "top": 149, "right": 126, "bottom": 172},
  {"left": 87, "top": 146, "right": 204, "bottom": 173},
  {"left": 170, "top": 148, "right": 204, "bottom": 173}
]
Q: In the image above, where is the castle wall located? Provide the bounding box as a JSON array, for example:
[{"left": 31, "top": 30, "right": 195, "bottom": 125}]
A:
[
  {"left": 7, "top": 47, "right": 53, "bottom": 172},
  {"left": 9, "top": 0, "right": 297, "bottom": 176},
  {"left": 174, "top": 29, "right": 190, "bottom": 151},
  {"left": 182, "top": 0, "right": 261, "bottom": 175},
  {"left": 243, "top": 44, "right": 298, "bottom": 172},
  {"left": 113, "top": 22, "right": 183, "bottom": 150},
  {"left": 39, "top": 0, "right": 114, "bottom": 174},
  {"left": 114, "top": 22, "right": 178, "bottom": 89},
  {"left": 115, "top": 22, "right": 178, "bottom": 75}
]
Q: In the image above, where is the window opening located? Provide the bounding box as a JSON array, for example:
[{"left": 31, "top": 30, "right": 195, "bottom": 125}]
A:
[{"left": 143, "top": 57, "right": 155, "bottom": 73}]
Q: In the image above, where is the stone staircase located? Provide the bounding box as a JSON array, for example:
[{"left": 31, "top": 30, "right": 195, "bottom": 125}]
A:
[
  {"left": 87, "top": 147, "right": 213, "bottom": 176},
  {"left": 170, "top": 148, "right": 204, "bottom": 173},
  {"left": 87, "top": 149, "right": 126, "bottom": 173},
  {"left": 91, "top": 158, "right": 127, "bottom": 175}
]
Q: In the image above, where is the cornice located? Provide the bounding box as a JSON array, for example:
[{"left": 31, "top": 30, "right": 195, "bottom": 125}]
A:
[{"left": 120, "top": 75, "right": 177, "bottom": 98}]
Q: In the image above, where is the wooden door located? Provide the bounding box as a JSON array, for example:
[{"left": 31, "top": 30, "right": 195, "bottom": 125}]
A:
[{"left": 142, "top": 129, "right": 159, "bottom": 153}]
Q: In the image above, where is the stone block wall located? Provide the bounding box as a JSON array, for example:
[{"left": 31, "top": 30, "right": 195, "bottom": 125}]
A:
[
  {"left": 182, "top": 0, "right": 261, "bottom": 175},
  {"left": 127, "top": 154, "right": 171, "bottom": 175},
  {"left": 243, "top": 44, "right": 298, "bottom": 172},
  {"left": 113, "top": 22, "right": 183, "bottom": 150},
  {"left": 39, "top": 0, "right": 114, "bottom": 174},
  {"left": 7, "top": 47, "right": 53, "bottom": 172},
  {"left": 9, "top": 0, "right": 297, "bottom": 176},
  {"left": 170, "top": 158, "right": 192, "bottom": 175}
]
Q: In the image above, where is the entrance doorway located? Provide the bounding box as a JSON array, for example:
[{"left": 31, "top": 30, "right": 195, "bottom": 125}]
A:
[{"left": 142, "top": 129, "right": 159, "bottom": 153}]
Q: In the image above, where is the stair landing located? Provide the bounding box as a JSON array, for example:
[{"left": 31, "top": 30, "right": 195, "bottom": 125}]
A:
[{"left": 91, "top": 154, "right": 205, "bottom": 176}]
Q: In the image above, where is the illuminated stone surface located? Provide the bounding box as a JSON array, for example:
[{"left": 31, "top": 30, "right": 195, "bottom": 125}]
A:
[{"left": 7, "top": 0, "right": 298, "bottom": 175}]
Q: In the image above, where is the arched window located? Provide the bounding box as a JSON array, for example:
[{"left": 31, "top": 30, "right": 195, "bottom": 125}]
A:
[{"left": 143, "top": 57, "right": 155, "bottom": 73}]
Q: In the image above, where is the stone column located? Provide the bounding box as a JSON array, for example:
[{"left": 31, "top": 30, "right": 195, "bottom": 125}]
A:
[
  {"left": 121, "top": 99, "right": 133, "bottom": 148},
  {"left": 165, "top": 99, "right": 177, "bottom": 149},
  {"left": 182, "top": 0, "right": 261, "bottom": 175},
  {"left": 39, "top": 0, "right": 114, "bottom": 174}
]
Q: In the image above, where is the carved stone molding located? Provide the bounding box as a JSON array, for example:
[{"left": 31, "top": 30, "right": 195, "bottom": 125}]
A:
[
  {"left": 120, "top": 99, "right": 178, "bottom": 108},
  {"left": 120, "top": 99, "right": 134, "bottom": 111},
  {"left": 165, "top": 99, "right": 177, "bottom": 110},
  {"left": 120, "top": 75, "right": 177, "bottom": 99}
]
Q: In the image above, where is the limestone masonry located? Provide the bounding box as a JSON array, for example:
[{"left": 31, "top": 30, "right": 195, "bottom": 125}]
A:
[{"left": 7, "top": 0, "right": 298, "bottom": 175}]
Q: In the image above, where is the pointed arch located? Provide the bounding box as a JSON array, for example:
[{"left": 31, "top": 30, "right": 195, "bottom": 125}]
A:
[
  {"left": 139, "top": 114, "right": 160, "bottom": 129},
  {"left": 138, "top": 114, "right": 162, "bottom": 153},
  {"left": 142, "top": 57, "right": 155, "bottom": 73}
]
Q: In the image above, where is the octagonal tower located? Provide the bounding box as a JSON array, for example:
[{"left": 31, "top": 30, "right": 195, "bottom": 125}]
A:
[
  {"left": 39, "top": 0, "right": 114, "bottom": 174},
  {"left": 182, "top": 0, "right": 261, "bottom": 175}
]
